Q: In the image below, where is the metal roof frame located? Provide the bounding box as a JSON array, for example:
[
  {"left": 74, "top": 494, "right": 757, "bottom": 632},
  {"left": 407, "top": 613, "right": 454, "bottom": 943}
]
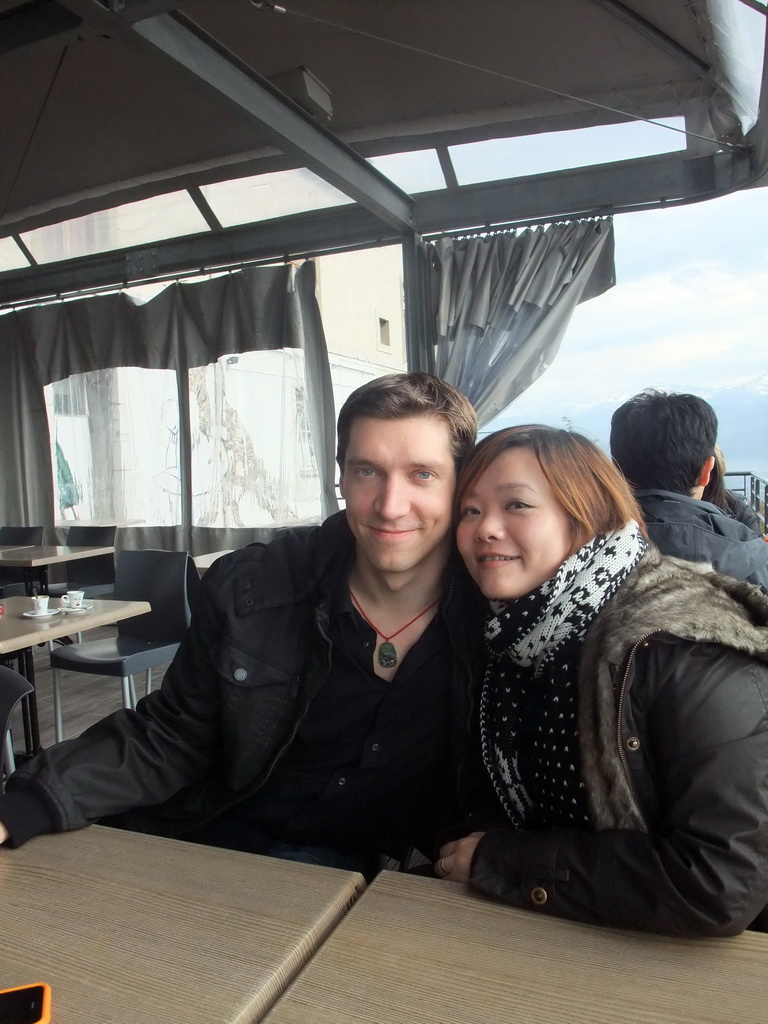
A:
[{"left": 0, "top": 0, "right": 766, "bottom": 330}]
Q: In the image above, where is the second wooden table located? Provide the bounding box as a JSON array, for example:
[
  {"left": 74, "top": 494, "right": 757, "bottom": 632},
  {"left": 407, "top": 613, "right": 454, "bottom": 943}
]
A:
[{"left": 263, "top": 870, "right": 768, "bottom": 1024}]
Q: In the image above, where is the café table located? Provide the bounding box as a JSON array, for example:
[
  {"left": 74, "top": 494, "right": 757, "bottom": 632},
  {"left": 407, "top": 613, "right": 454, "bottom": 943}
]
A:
[
  {"left": 0, "top": 826, "right": 366, "bottom": 1024},
  {"left": 0, "top": 595, "right": 150, "bottom": 756},
  {"left": 263, "top": 871, "right": 768, "bottom": 1024},
  {"left": 0, "top": 545, "right": 115, "bottom": 596}
]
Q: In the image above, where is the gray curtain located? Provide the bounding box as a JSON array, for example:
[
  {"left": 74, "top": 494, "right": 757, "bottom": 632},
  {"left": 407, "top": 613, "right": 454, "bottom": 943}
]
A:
[
  {"left": 0, "top": 261, "right": 337, "bottom": 553},
  {"left": 432, "top": 219, "right": 616, "bottom": 425}
]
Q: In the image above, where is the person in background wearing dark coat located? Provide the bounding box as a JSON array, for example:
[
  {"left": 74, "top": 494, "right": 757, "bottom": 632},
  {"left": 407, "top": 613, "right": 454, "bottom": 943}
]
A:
[
  {"left": 609, "top": 389, "right": 768, "bottom": 590},
  {"left": 703, "top": 445, "right": 763, "bottom": 536},
  {"left": 436, "top": 425, "right": 768, "bottom": 936}
]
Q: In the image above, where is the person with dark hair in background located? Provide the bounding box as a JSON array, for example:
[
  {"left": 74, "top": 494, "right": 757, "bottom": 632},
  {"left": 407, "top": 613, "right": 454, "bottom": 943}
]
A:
[
  {"left": 703, "top": 446, "right": 763, "bottom": 536},
  {"left": 0, "top": 372, "right": 484, "bottom": 876},
  {"left": 610, "top": 389, "right": 768, "bottom": 590},
  {"left": 436, "top": 425, "right": 768, "bottom": 937}
]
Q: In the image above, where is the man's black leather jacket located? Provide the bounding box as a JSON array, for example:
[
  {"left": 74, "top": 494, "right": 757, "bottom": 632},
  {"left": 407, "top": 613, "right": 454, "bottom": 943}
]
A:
[{"left": 1, "top": 513, "right": 483, "bottom": 847}]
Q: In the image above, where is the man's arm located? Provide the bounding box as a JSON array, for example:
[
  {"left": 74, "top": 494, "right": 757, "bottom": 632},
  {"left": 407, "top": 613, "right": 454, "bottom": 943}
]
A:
[{"left": 0, "top": 565, "right": 231, "bottom": 846}]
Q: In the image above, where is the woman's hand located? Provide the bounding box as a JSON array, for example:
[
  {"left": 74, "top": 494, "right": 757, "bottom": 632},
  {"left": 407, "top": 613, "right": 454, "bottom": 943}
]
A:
[
  {"left": 435, "top": 831, "right": 486, "bottom": 882},
  {"left": 0, "top": 822, "right": 9, "bottom": 845}
]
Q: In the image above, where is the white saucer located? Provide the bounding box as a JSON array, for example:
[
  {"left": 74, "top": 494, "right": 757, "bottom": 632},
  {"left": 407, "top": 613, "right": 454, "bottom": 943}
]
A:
[
  {"left": 22, "top": 608, "right": 62, "bottom": 619},
  {"left": 60, "top": 604, "right": 94, "bottom": 614}
]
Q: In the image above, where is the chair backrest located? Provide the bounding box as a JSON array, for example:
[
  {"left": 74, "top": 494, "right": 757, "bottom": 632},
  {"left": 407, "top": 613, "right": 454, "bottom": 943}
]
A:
[
  {"left": 114, "top": 549, "right": 200, "bottom": 643},
  {"left": 0, "top": 664, "right": 33, "bottom": 755},
  {"left": 66, "top": 525, "right": 116, "bottom": 547},
  {"left": 0, "top": 526, "right": 45, "bottom": 591},
  {"left": 65, "top": 525, "right": 117, "bottom": 589},
  {"left": 0, "top": 526, "right": 43, "bottom": 545}
]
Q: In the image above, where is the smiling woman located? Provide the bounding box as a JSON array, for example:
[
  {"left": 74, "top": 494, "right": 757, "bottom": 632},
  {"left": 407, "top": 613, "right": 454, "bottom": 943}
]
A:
[
  {"left": 456, "top": 425, "right": 641, "bottom": 599},
  {"left": 439, "top": 424, "right": 768, "bottom": 937},
  {"left": 456, "top": 445, "right": 575, "bottom": 601}
]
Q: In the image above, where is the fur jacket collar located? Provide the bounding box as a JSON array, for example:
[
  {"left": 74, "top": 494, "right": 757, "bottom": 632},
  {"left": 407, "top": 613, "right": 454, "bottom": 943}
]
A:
[{"left": 578, "top": 544, "right": 768, "bottom": 831}]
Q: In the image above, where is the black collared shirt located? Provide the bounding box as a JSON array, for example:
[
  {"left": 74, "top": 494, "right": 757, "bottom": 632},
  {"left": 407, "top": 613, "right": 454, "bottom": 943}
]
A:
[{"left": 231, "top": 584, "right": 456, "bottom": 858}]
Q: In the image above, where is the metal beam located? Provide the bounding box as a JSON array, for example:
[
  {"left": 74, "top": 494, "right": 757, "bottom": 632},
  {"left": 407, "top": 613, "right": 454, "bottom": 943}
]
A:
[
  {"left": 101, "top": 1, "right": 193, "bottom": 22},
  {"left": 51, "top": 1, "right": 413, "bottom": 231},
  {"left": 131, "top": 11, "right": 414, "bottom": 232},
  {"left": 0, "top": 150, "right": 757, "bottom": 307},
  {"left": 415, "top": 151, "right": 754, "bottom": 233},
  {"left": 0, "top": 205, "right": 399, "bottom": 305}
]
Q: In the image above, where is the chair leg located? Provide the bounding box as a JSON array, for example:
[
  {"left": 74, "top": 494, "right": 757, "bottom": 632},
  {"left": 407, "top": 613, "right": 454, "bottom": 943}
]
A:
[
  {"left": 3, "top": 731, "right": 16, "bottom": 780},
  {"left": 145, "top": 667, "right": 153, "bottom": 697},
  {"left": 120, "top": 676, "right": 135, "bottom": 710},
  {"left": 53, "top": 667, "right": 65, "bottom": 743}
]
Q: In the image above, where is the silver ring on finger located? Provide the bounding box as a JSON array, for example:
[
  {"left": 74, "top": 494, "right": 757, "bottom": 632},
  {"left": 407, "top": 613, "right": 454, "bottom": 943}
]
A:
[{"left": 439, "top": 857, "right": 447, "bottom": 876}]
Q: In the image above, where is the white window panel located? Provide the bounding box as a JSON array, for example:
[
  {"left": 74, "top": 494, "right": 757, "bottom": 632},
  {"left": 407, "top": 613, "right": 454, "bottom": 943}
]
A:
[
  {"left": 21, "top": 192, "right": 209, "bottom": 264},
  {"left": 189, "top": 350, "right": 322, "bottom": 528},
  {"left": 0, "top": 236, "right": 30, "bottom": 272},
  {"left": 46, "top": 368, "right": 181, "bottom": 526},
  {"left": 366, "top": 150, "right": 446, "bottom": 193},
  {"left": 449, "top": 118, "right": 688, "bottom": 185},
  {"left": 201, "top": 168, "right": 353, "bottom": 227}
]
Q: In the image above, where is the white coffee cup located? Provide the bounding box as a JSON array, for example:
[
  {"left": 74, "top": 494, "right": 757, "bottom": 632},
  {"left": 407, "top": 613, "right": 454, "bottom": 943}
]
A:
[
  {"left": 31, "top": 595, "right": 50, "bottom": 615},
  {"left": 61, "top": 590, "right": 85, "bottom": 609}
]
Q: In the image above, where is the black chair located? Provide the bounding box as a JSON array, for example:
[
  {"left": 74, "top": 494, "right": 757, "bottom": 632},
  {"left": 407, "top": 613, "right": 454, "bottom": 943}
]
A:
[
  {"left": 0, "top": 664, "right": 33, "bottom": 783},
  {"left": 0, "top": 526, "right": 44, "bottom": 596},
  {"left": 0, "top": 527, "right": 43, "bottom": 546},
  {"left": 47, "top": 525, "right": 117, "bottom": 599},
  {"left": 49, "top": 549, "right": 200, "bottom": 742}
]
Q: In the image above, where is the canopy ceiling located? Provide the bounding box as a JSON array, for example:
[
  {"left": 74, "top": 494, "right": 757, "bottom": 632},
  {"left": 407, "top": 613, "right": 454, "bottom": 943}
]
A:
[{"left": 0, "top": 0, "right": 766, "bottom": 303}]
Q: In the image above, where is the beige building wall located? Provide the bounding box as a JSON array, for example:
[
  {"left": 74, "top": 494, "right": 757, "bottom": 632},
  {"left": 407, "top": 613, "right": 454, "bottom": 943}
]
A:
[{"left": 314, "top": 244, "right": 407, "bottom": 371}]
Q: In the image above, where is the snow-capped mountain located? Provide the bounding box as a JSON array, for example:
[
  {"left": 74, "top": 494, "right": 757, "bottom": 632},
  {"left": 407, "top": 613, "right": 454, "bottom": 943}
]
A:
[{"left": 488, "top": 375, "right": 768, "bottom": 481}]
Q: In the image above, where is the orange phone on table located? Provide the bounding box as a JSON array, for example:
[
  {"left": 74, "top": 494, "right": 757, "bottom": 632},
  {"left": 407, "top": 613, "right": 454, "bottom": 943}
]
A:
[{"left": 0, "top": 983, "right": 51, "bottom": 1024}]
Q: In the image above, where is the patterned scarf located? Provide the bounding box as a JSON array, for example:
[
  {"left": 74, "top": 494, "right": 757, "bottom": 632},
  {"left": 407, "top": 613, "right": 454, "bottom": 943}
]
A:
[{"left": 480, "top": 521, "right": 647, "bottom": 831}]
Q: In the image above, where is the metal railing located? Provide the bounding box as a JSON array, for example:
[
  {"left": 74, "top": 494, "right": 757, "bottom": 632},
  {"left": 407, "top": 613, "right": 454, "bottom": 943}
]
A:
[{"left": 724, "top": 472, "right": 768, "bottom": 536}]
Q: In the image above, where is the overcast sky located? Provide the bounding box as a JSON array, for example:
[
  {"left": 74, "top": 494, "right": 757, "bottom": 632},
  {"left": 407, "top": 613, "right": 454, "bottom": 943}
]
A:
[{"left": 495, "top": 184, "right": 768, "bottom": 421}]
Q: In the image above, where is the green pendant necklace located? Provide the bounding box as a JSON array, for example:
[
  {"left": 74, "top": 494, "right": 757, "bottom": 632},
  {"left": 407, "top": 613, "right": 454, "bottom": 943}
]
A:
[{"left": 349, "top": 589, "right": 440, "bottom": 668}]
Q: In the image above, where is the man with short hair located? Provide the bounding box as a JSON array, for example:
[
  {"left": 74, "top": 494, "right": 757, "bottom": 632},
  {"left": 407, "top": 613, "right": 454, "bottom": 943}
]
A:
[
  {"left": 610, "top": 389, "right": 768, "bottom": 590},
  {"left": 0, "top": 373, "right": 483, "bottom": 873}
]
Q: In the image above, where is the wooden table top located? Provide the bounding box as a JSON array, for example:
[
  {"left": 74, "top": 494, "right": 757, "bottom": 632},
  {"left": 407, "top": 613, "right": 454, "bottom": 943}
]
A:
[
  {"left": 263, "top": 871, "right": 768, "bottom": 1024},
  {"left": 0, "top": 545, "right": 115, "bottom": 567},
  {"left": 0, "top": 596, "right": 150, "bottom": 654},
  {"left": 0, "top": 826, "right": 365, "bottom": 1024},
  {"left": 54, "top": 519, "right": 144, "bottom": 528},
  {"left": 193, "top": 549, "right": 235, "bottom": 573}
]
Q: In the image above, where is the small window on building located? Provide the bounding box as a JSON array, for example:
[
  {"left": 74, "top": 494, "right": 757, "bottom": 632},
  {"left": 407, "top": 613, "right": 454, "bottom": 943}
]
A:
[{"left": 378, "top": 316, "right": 391, "bottom": 349}]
